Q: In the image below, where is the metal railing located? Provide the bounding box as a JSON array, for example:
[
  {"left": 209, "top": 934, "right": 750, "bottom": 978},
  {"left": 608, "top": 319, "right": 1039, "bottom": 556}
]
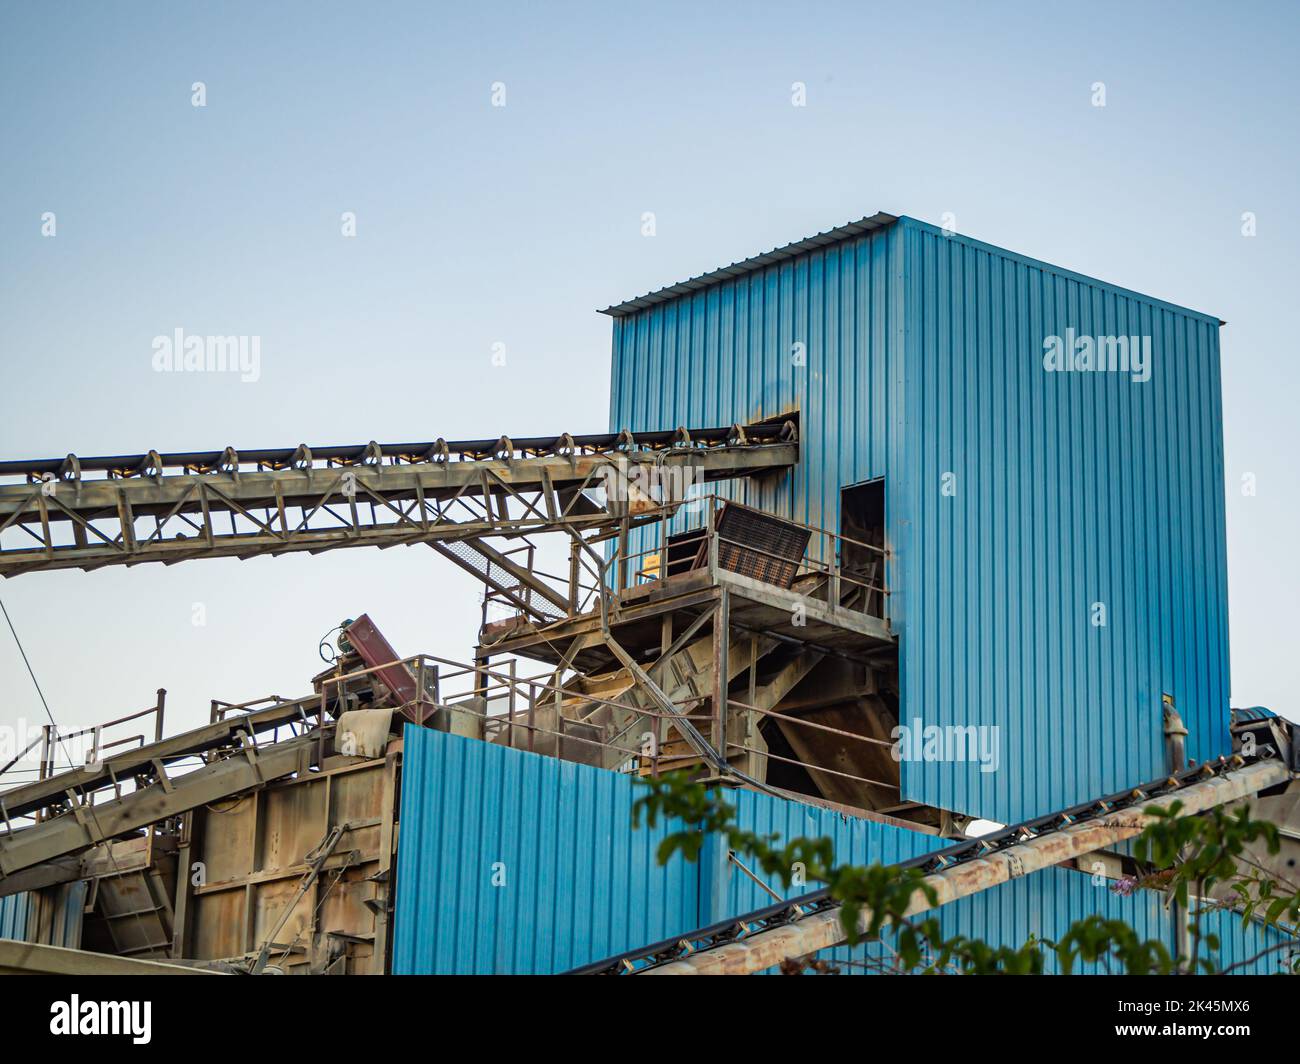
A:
[
  {"left": 308, "top": 651, "right": 718, "bottom": 772},
  {"left": 470, "top": 493, "right": 892, "bottom": 637},
  {"left": 0, "top": 657, "right": 908, "bottom": 873},
  {"left": 0, "top": 689, "right": 166, "bottom": 786},
  {"left": 606, "top": 495, "right": 889, "bottom": 620},
  {"left": 316, "top": 650, "right": 897, "bottom": 791}
]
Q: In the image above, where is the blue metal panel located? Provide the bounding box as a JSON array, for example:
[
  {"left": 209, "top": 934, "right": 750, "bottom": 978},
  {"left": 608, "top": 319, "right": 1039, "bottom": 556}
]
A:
[
  {"left": 392, "top": 726, "right": 1284, "bottom": 974},
  {"left": 392, "top": 725, "right": 944, "bottom": 974},
  {"left": 607, "top": 215, "right": 1231, "bottom": 825},
  {"left": 929, "top": 867, "right": 1171, "bottom": 974},
  {"left": 392, "top": 725, "right": 698, "bottom": 974},
  {"left": 897, "top": 218, "right": 1230, "bottom": 824},
  {"left": 608, "top": 223, "right": 906, "bottom": 562},
  {"left": 723, "top": 789, "right": 943, "bottom": 917},
  {"left": 0, "top": 892, "right": 31, "bottom": 942},
  {"left": 1199, "top": 906, "right": 1296, "bottom": 975},
  {"left": 0, "top": 884, "right": 84, "bottom": 947},
  {"left": 802, "top": 867, "right": 1294, "bottom": 976},
  {"left": 800, "top": 867, "right": 1170, "bottom": 975},
  {"left": 723, "top": 790, "right": 945, "bottom": 976},
  {"left": 37, "top": 880, "right": 87, "bottom": 949}
]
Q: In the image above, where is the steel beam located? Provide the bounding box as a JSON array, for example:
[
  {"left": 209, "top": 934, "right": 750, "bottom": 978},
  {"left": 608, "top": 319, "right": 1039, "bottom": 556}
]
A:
[
  {"left": 0, "top": 423, "right": 797, "bottom": 577},
  {"left": 0, "top": 733, "right": 319, "bottom": 890},
  {"left": 0, "top": 939, "right": 224, "bottom": 975}
]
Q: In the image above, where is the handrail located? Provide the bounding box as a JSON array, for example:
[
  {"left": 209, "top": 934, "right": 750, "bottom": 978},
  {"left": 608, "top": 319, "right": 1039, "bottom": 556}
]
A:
[{"left": 598, "top": 493, "right": 891, "bottom": 621}]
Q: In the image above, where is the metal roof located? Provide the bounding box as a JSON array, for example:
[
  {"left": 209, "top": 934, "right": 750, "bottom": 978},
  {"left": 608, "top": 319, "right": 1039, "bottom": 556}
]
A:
[{"left": 598, "top": 211, "right": 899, "bottom": 317}]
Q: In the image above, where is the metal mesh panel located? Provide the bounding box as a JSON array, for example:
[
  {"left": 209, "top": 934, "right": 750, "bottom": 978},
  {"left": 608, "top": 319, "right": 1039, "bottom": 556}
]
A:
[
  {"left": 713, "top": 505, "right": 811, "bottom": 589},
  {"left": 440, "top": 539, "right": 565, "bottom": 619}
]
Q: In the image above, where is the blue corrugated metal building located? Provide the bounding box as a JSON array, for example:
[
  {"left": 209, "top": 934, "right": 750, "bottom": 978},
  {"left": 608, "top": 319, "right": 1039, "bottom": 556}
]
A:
[
  {"left": 392, "top": 726, "right": 943, "bottom": 974},
  {"left": 606, "top": 213, "right": 1230, "bottom": 826},
  {"left": 392, "top": 726, "right": 1291, "bottom": 975},
  {"left": 390, "top": 216, "right": 1267, "bottom": 976}
]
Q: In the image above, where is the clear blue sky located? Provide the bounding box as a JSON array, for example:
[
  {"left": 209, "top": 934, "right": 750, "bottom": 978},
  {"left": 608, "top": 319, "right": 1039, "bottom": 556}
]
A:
[{"left": 1, "top": 0, "right": 1297, "bottom": 762}]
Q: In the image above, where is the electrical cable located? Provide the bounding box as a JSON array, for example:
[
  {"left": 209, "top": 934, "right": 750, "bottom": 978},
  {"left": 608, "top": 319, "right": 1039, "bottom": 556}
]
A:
[{"left": 0, "top": 594, "right": 76, "bottom": 770}]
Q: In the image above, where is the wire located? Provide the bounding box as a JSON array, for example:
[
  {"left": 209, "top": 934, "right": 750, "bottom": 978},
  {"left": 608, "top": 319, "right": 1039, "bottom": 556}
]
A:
[
  {"left": 0, "top": 594, "right": 75, "bottom": 770},
  {"left": 318, "top": 620, "right": 352, "bottom": 664},
  {"left": 0, "top": 595, "right": 168, "bottom": 951}
]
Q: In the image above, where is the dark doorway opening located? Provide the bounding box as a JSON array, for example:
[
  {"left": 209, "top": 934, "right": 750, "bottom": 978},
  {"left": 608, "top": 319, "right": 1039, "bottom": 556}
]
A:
[{"left": 840, "top": 479, "right": 885, "bottom": 618}]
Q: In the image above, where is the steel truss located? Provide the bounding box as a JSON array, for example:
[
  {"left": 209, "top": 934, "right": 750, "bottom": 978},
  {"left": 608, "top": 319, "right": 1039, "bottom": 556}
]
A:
[{"left": 0, "top": 420, "right": 797, "bottom": 576}]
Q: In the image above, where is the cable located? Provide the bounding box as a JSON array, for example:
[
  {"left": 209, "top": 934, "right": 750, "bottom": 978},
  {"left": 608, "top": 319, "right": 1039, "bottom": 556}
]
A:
[
  {"left": 0, "top": 597, "right": 173, "bottom": 951},
  {"left": 0, "top": 594, "right": 75, "bottom": 770},
  {"left": 318, "top": 619, "right": 353, "bottom": 664}
]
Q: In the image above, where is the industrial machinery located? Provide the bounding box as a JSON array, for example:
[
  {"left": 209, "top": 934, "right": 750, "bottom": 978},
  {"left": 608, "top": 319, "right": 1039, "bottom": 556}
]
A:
[
  {"left": 3, "top": 200, "right": 1295, "bottom": 979},
  {"left": 1, "top": 415, "right": 1296, "bottom": 973}
]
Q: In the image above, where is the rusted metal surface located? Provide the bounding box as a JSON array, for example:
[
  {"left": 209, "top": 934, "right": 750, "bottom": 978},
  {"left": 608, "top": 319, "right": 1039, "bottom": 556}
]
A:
[
  {"left": 0, "top": 421, "right": 799, "bottom": 479},
  {"left": 0, "top": 731, "right": 319, "bottom": 891},
  {"left": 345, "top": 615, "right": 418, "bottom": 707},
  {"left": 0, "top": 693, "right": 319, "bottom": 824},
  {"left": 0, "top": 938, "right": 224, "bottom": 975},
  {"left": 712, "top": 503, "right": 811, "bottom": 589},
  {"left": 182, "top": 748, "right": 399, "bottom": 974},
  {"left": 640, "top": 759, "right": 1292, "bottom": 974},
  {"left": 86, "top": 862, "right": 175, "bottom": 959}
]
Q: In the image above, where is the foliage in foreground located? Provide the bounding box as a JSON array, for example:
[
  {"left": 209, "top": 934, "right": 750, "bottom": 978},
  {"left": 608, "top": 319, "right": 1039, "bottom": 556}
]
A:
[{"left": 633, "top": 773, "right": 1300, "bottom": 974}]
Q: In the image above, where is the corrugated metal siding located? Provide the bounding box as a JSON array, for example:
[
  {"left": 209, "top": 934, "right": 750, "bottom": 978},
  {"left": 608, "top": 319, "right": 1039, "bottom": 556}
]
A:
[
  {"left": 0, "top": 885, "right": 84, "bottom": 948},
  {"left": 798, "top": 867, "right": 1170, "bottom": 975},
  {"left": 0, "top": 892, "right": 31, "bottom": 942},
  {"left": 392, "top": 726, "right": 698, "bottom": 974},
  {"left": 1200, "top": 907, "right": 1297, "bottom": 975},
  {"left": 393, "top": 726, "right": 1286, "bottom": 974},
  {"left": 392, "top": 725, "right": 942, "bottom": 974},
  {"left": 31, "top": 880, "right": 86, "bottom": 950},
  {"left": 607, "top": 215, "right": 1230, "bottom": 825},
  {"left": 608, "top": 222, "right": 906, "bottom": 569},
  {"left": 393, "top": 727, "right": 1288, "bottom": 974},
  {"left": 928, "top": 867, "right": 1172, "bottom": 974},
  {"left": 898, "top": 218, "right": 1231, "bottom": 823},
  {"left": 723, "top": 790, "right": 942, "bottom": 917},
  {"left": 725, "top": 790, "right": 944, "bottom": 977},
  {"left": 801, "top": 867, "right": 1295, "bottom": 976}
]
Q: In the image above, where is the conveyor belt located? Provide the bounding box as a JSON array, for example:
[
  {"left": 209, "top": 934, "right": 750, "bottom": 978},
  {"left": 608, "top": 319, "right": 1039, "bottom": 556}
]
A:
[
  {"left": 569, "top": 752, "right": 1293, "bottom": 975},
  {"left": 0, "top": 694, "right": 330, "bottom": 896},
  {"left": 0, "top": 419, "right": 797, "bottom": 576}
]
